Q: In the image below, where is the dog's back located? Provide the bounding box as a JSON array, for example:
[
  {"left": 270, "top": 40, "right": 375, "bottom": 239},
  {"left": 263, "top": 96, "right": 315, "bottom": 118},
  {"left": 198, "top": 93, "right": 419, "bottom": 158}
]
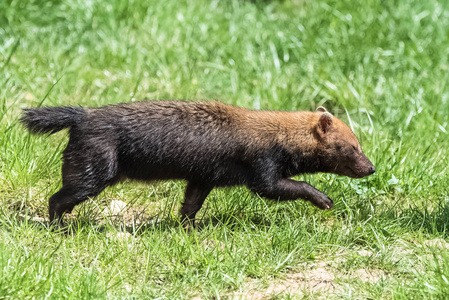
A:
[{"left": 77, "top": 101, "right": 248, "bottom": 183}]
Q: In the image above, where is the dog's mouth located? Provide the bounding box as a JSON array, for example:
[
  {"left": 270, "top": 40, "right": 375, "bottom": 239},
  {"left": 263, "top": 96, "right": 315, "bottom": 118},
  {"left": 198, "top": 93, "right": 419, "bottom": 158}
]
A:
[
  {"left": 347, "top": 169, "right": 363, "bottom": 178},
  {"left": 344, "top": 167, "right": 366, "bottom": 179},
  {"left": 348, "top": 165, "right": 376, "bottom": 178}
]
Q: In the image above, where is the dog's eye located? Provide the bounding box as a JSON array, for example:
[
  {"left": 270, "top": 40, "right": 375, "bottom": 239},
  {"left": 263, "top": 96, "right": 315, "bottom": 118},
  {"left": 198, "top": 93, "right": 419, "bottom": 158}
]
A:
[{"left": 352, "top": 145, "right": 357, "bottom": 151}]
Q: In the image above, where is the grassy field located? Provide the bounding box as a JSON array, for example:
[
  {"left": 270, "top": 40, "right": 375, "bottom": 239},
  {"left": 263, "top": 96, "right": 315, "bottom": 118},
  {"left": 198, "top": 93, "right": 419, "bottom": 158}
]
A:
[{"left": 1, "top": 0, "right": 449, "bottom": 298}]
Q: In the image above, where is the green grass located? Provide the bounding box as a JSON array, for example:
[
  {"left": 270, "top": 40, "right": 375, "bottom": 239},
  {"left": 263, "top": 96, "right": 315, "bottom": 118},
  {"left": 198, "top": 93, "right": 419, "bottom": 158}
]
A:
[{"left": 1, "top": 0, "right": 449, "bottom": 298}]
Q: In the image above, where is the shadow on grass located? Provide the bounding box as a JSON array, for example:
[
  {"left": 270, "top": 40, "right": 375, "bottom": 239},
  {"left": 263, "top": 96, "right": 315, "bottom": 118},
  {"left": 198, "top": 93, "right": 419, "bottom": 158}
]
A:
[
  {"left": 12, "top": 196, "right": 449, "bottom": 238},
  {"left": 334, "top": 195, "right": 449, "bottom": 237},
  {"left": 120, "top": 199, "right": 449, "bottom": 238},
  {"left": 131, "top": 212, "right": 274, "bottom": 234},
  {"left": 8, "top": 209, "right": 277, "bottom": 237},
  {"left": 397, "top": 200, "right": 449, "bottom": 237}
]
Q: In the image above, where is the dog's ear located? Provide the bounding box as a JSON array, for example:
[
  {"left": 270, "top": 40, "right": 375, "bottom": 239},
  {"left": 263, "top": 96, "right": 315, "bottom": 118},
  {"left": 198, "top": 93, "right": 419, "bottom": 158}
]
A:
[
  {"left": 316, "top": 106, "right": 328, "bottom": 113},
  {"left": 318, "top": 112, "right": 333, "bottom": 134}
]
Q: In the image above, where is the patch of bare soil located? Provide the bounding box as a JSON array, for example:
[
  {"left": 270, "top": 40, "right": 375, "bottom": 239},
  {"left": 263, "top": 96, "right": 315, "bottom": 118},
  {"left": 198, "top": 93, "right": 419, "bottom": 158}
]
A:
[
  {"left": 16, "top": 197, "right": 164, "bottom": 234},
  {"left": 231, "top": 259, "right": 385, "bottom": 299},
  {"left": 262, "top": 262, "right": 338, "bottom": 296},
  {"left": 229, "top": 240, "right": 448, "bottom": 299},
  {"left": 101, "top": 199, "right": 156, "bottom": 225},
  {"left": 422, "top": 238, "right": 449, "bottom": 249}
]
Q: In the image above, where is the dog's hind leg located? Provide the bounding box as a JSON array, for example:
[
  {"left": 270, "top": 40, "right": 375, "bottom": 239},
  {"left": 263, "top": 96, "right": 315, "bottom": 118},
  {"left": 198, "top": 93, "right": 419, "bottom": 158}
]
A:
[
  {"left": 49, "top": 144, "right": 120, "bottom": 229},
  {"left": 48, "top": 182, "right": 111, "bottom": 228},
  {"left": 48, "top": 185, "right": 96, "bottom": 227},
  {"left": 180, "top": 182, "right": 212, "bottom": 230}
]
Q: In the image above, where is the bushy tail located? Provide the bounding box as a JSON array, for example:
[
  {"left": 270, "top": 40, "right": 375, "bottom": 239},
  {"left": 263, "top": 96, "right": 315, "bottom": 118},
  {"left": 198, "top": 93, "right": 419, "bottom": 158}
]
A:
[{"left": 20, "top": 106, "right": 86, "bottom": 135}]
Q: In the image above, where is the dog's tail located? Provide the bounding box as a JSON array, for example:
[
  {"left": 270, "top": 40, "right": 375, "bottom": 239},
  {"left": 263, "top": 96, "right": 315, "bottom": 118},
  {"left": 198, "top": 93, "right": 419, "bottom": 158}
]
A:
[{"left": 20, "top": 106, "right": 86, "bottom": 135}]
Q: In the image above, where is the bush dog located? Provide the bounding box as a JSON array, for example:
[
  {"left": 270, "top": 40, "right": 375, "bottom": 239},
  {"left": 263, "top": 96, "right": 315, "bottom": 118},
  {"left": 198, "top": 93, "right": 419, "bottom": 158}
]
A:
[{"left": 21, "top": 100, "right": 375, "bottom": 229}]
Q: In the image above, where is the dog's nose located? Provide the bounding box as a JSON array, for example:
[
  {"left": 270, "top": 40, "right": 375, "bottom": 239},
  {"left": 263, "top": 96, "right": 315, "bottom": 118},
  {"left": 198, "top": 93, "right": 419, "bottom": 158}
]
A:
[{"left": 369, "top": 166, "right": 376, "bottom": 174}]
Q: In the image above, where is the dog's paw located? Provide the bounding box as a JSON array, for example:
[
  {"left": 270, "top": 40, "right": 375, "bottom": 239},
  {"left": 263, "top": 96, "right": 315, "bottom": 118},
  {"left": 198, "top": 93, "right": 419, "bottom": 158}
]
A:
[{"left": 311, "top": 194, "right": 334, "bottom": 210}]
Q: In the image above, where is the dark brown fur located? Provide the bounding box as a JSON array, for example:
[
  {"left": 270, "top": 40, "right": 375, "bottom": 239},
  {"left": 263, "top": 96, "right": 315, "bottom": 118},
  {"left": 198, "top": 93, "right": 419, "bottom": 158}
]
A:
[{"left": 20, "top": 100, "right": 375, "bottom": 228}]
